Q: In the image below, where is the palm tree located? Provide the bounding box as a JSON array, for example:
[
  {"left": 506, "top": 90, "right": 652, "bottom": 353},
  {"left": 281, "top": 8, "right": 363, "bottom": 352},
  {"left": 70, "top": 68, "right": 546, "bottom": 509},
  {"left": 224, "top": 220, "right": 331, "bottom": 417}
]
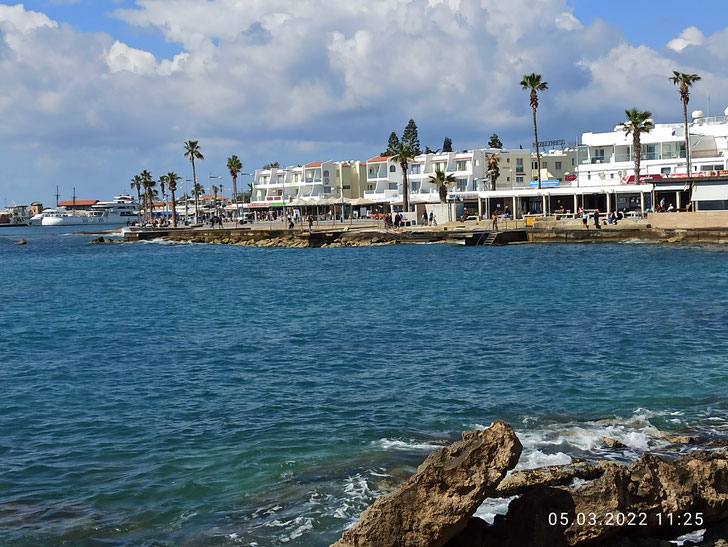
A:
[
  {"left": 140, "top": 169, "right": 156, "bottom": 223},
  {"left": 620, "top": 108, "right": 654, "bottom": 185},
  {"left": 184, "top": 140, "right": 204, "bottom": 224},
  {"left": 486, "top": 154, "right": 500, "bottom": 191},
  {"left": 158, "top": 175, "right": 168, "bottom": 215},
  {"left": 166, "top": 172, "right": 181, "bottom": 227},
  {"left": 520, "top": 73, "right": 548, "bottom": 189},
  {"left": 669, "top": 71, "right": 701, "bottom": 182},
  {"left": 390, "top": 141, "right": 416, "bottom": 212},
  {"left": 227, "top": 154, "right": 242, "bottom": 203},
  {"left": 429, "top": 169, "right": 456, "bottom": 203},
  {"left": 130, "top": 175, "right": 142, "bottom": 225}
]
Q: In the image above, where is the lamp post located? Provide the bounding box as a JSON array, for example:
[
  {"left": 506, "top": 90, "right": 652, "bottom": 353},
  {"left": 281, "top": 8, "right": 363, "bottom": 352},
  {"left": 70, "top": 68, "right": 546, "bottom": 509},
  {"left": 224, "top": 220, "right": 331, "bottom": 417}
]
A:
[{"left": 185, "top": 178, "right": 192, "bottom": 225}]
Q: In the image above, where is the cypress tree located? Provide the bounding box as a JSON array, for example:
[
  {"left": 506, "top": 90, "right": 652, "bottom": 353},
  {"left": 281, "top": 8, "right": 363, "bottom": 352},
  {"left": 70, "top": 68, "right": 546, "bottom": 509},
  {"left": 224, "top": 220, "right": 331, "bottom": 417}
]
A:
[
  {"left": 442, "top": 137, "right": 453, "bottom": 152},
  {"left": 401, "top": 119, "right": 421, "bottom": 155},
  {"left": 488, "top": 134, "right": 503, "bottom": 149}
]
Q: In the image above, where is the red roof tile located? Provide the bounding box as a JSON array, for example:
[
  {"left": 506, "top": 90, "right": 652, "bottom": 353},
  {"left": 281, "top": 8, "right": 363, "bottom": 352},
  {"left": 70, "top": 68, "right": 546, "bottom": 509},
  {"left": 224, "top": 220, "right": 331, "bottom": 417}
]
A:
[
  {"left": 367, "top": 156, "right": 391, "bottom": 163},
  {"left": 305, "top": 161, "right": 323, "bottom": 168},
  {"left": 57, "top": 199, "right": 98, "bottom": 207}
]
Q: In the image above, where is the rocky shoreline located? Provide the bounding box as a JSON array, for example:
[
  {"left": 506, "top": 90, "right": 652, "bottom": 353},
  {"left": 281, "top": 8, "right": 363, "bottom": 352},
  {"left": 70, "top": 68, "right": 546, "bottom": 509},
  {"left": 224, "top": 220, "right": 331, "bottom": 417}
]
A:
[
  {"left": 115, "top": 222, "right": 728, "bottom": 248},
  {"left": 332, "top": 421, "right": 728, "bottom": 547}
]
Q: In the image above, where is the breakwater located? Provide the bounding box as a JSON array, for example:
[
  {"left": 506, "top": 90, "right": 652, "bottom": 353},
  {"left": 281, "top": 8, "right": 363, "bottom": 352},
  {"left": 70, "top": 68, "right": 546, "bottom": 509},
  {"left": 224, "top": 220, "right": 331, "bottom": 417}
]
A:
[
  {"left": 120, "top": 222, "right": 728, "bottom": 247},
  {"left": 122, "top": 225, "right": 529, "bottom": 247}
]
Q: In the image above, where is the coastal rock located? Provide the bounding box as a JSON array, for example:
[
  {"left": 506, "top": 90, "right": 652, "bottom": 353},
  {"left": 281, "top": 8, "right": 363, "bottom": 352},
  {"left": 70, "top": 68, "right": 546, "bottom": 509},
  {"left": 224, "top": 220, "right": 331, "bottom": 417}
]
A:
[
  {"left": 487, "top": 449, "right": 728, "bottom": 546},
  {"left": 603, "top": 437, "right": 628, "bottom": 449},
  {"left": 332, "top": 420, "right": 522, "bottom": 547},
  {"left": 88, "top": 236, "right": 105, "bottom": 244},
  {"left": 14, "top": 239, "right": 27, "bottom": 245},
  {"left": 494, "top": 460, "right": 610, "bottom": 497}
]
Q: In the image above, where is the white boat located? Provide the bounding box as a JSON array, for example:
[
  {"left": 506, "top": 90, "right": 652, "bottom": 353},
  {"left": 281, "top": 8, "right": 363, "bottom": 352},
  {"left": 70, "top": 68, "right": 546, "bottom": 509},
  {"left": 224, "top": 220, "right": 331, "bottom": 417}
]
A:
[
  {"left": 0, "top": 205, "right": 31, "bottom": 227},
  {"left": 29, "top": 207, "right": 62, "bottom": 226},
  {"left": 42, "top": 194, "right": 139, "bottom": 226}
]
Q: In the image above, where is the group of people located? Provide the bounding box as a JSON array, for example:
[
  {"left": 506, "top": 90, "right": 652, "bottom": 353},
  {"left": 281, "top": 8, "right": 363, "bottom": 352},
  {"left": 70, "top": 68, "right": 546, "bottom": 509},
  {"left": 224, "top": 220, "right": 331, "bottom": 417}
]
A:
[{"left": 579, "top": 207, "right": 628, "bottom": 229}]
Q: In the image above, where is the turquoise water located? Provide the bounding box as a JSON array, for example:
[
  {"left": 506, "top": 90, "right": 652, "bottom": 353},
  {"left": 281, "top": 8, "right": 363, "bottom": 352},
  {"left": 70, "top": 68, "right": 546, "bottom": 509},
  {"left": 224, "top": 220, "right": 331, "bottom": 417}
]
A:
[{"left": 1, "top": 227, "right": 728, "bottom": 545}]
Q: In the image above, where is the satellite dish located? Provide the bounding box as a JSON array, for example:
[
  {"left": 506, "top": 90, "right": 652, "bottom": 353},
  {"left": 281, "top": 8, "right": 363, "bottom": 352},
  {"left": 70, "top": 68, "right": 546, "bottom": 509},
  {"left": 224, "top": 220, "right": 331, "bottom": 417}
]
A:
[
  {"left": 724, "top": 106, "right": 728, "bottom": 117},
  {"left": 692, "top": 110, "right": 704, "bottom": 120}
]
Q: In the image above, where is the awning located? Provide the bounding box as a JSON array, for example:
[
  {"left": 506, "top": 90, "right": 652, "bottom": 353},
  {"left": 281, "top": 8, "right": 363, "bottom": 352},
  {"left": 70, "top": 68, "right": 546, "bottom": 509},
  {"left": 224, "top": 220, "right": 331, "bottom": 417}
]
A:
[{"left": 692, "top": 183, "right": 728, "bottom": 202}]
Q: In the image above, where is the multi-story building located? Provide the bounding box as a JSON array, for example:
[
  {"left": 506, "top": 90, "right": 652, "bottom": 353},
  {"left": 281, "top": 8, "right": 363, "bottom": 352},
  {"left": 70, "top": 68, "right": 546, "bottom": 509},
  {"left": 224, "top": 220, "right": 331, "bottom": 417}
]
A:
[{"left": 577, "top": 109, "right": 728, "bottom": 211}]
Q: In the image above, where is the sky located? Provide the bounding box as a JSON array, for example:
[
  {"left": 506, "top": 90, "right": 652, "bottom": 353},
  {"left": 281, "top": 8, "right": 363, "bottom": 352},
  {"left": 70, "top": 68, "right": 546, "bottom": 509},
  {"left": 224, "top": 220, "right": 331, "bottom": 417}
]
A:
[{"left": 1, "top": 0, "right": 727, "bottom": 205}]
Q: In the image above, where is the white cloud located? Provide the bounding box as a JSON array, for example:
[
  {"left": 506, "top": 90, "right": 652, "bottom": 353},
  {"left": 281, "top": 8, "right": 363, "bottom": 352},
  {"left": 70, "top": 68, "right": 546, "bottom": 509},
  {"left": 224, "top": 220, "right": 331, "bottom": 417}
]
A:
[
  {"left": 666, "top": 26, "right": 704, "bottom": 52},
  {"left": 1, "top": 0, "right": 728, "bottom": 204},
  {"left": 0, "top": 4, "right": 57, "bottom": 33}
]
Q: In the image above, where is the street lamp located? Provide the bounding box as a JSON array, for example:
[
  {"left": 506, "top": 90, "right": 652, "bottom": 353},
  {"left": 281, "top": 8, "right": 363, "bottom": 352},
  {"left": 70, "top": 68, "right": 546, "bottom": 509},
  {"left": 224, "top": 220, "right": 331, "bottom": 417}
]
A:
[{"left": 185, "top": 178, "right": 192, "bottom": 225}]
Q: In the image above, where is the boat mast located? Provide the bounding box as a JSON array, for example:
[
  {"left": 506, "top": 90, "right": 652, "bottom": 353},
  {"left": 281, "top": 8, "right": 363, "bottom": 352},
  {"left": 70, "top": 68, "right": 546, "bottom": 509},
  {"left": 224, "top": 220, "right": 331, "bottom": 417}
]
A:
[
  {"left": 56, "top": 185, "right": 60, "bottom": 207},
  {"left": 72, "top": 187, "right": 76, "bottom": 216}
]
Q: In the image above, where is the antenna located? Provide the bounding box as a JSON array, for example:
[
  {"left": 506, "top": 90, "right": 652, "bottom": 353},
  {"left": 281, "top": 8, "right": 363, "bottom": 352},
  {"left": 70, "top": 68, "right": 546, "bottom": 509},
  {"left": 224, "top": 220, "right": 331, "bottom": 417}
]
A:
[
  {"left": 707, "top": 89, "right": 710, "bottom": 117},
  {"left": 56, "top": 185, "right": 60, "bottom": 207}
]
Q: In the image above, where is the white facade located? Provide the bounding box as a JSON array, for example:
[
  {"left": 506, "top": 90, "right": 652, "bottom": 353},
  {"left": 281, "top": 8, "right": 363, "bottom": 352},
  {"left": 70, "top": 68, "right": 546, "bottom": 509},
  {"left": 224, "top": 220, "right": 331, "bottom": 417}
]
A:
[{"left": 577, "top": 112, "right": 728, "bottom": 185}]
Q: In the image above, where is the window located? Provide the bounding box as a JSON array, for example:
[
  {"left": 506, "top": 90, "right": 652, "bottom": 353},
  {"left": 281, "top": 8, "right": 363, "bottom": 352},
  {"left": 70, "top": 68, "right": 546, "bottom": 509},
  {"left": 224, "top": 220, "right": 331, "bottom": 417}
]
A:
[
  {"left": 555, "top": 161, "right": 562, "bottom": 170},
  {"left": 661, "top": 167, "right": 672, "bottom": 175},
  {"left": 388, "top": 183, "right": 397, "bottom": 190},
  {"left": 592, "top": 149, "right": 605, "bottom": 164},
  {"left": 571, "top": 158, "right": 575, "bottom": 166},
  {"left": 532, "top": 162, "right": 537, "bottom": 169},
  {"left": 455, "top": 160, "right": 469, "bottom": 171},
  {"left": 410, "top": 164, "right": 421, "bottom": 175},
  {"left": 543, "top": 161, "right": 548, "bottom": 168},
  {"left": 516, "top": 176, "right": 524, "bottom": 183},
  {"left": 506, "top": 158, "right": 510, "bottom": 163},
  {"left": 389, "top": 165, "right": 396, "bottom": 173},
  {"left": 435, "top": 161, "right": 447, "bottom": 172},
  {"left": 516, "top": 158, "right": 524, "bottom": 173},
  {"left": 475, "top": 159, "right": 480, "bottom": 166},
  {"left": 323, "top": 170, "right": 329, "bottom": 177}
]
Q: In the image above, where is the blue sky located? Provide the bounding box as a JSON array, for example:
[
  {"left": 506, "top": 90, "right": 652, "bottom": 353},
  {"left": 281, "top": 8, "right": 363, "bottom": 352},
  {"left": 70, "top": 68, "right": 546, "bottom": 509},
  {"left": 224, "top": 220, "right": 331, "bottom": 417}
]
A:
[{"left": 1, "top": 0, "right": 728, "bottom": 205}]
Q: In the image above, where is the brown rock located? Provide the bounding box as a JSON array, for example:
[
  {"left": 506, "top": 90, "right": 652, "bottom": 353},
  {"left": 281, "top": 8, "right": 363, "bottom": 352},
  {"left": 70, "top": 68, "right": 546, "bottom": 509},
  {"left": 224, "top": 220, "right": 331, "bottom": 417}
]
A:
[
  {"left": 14, "top": 239, "right": 27, "bottom": 245},
  {"left": 331, "top": 420, "right": 522, "bottom": 547},
  {"left": 604, "top": 437, "right": 628, "bottom": 449},
  {"left": 495, "top": 460, "right": 610, "bottom": 497},
  {"left": 495, "top": 450, "right": 728, "bottom": 546}
]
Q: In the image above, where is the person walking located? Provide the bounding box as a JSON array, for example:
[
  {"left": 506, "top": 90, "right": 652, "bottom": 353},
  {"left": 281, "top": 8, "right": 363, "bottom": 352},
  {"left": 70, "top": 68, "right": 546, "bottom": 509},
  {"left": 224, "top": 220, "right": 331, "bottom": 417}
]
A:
[
  {"left": 593, "top": 209, "right": 601, "bottom": 229},
  {"left": 307, "top": 215, "right": 313, "bottom": 234},
  {"left": 491, "top": 212, "right": 498, "bottom": 232}
]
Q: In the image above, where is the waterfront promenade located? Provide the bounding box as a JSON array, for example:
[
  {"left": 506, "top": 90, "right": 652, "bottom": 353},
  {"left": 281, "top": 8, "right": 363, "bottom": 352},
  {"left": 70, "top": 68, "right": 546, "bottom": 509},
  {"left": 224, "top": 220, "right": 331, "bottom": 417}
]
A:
[{"left": 120, "top": 211, "right": 728, "bottom": 246}]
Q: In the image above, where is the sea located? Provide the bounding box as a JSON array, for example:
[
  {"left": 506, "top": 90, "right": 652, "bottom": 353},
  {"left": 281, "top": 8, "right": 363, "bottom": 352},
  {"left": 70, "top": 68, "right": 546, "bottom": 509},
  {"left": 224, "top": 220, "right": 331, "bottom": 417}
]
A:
[{"left": 1, "top": 225, "right": 727, "bottom": 545}]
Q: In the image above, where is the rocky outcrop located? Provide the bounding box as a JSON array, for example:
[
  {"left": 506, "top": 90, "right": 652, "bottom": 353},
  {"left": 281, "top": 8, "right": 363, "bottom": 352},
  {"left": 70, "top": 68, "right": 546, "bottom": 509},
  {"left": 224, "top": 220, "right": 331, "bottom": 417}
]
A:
[
  {"left": 332, "top": 420, "right": 522, "bottom": 547},
  {"left": 475, "top": 450, "right": 728, "bottom": 546},
  {"left": 494, "top": 459, "right": 611, "bottom": 497},
  {"left": 14, "top": 239, "right": 27, "bottom": 245}
]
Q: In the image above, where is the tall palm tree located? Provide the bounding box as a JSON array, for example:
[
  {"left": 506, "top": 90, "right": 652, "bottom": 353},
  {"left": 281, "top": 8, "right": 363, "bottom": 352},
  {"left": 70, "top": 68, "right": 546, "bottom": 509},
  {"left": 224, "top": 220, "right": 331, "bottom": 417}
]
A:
[
  {"left": 158, "top": 175, "right": 168, "bottom": 215},
  {"left": 227, "top": 155, "right": 242, "bottom": 204},
  {"left": 390, "top": 142, "right": 416, "bottom": 212},
  {"left": 184, "top": 140, "right": 204, "bottom": 224},
  {"left": 669, "top": 71, "right": 701, "bottom": 182},
  {"left": 520, "top": 73, "right": 548, "bottom": 189},
  {"left": 130, "top": 175, "right": 142, "bottom": 225},
  {"left": 620, "top": 108, "right": 654, "bottom": 185},
  {"left": 140, "top": 169, "right": 156, "bottom": 223},
  {"left": 166, "top": 172, "right": 181, "bottom": 227},
  {"left": 429, "top": 169, "right": 456, "bottom": 203}
]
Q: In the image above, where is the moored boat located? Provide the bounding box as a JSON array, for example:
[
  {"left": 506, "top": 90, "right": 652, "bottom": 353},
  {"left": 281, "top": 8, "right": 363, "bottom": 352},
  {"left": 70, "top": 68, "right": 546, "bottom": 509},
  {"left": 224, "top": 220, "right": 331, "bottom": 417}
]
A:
[
  {"left": 0, "top": 205, "right": 30, "bottom": 227},
  {"left": 41, "top": 195, "right": 139, "bottom": 226}
]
